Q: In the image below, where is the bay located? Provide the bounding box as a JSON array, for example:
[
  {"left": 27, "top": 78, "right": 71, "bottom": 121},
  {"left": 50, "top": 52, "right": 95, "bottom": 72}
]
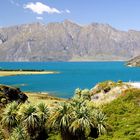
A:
[{"left": 0, "top": 62, "right": 140, "bottom": 98}]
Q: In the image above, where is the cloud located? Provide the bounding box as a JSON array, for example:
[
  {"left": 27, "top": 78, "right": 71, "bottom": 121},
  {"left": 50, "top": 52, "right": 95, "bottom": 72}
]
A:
[
  {"left": 65, "top": 9, "right": 71, "bottom": 14},
  {"left": 24, "top": 2, "right": 61, "bottom": 15},
  {"left": 10, "top": 0, "right": 20, "bottom": 6},
  {"left": 36, "top": 16, "right": 43, "bottom": 20}
]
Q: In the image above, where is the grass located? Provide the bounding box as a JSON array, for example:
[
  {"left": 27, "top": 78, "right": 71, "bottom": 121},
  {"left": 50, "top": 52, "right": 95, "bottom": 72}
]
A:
[
  {"left": 95, "top": 80, "right": 125, "bottom": 93},
  {"left": 0, "top": 82, "right": 139, "bottom": 140},
  {"left": 26, "top": 92, "right": 65, "bottom": 107},
  {"left": 97, "top": 88, "right": 140, "bottom": 140}
]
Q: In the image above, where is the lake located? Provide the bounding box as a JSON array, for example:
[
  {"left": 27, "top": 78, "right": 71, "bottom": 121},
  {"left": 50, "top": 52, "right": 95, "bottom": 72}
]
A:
[{"left": 0, "top": 62, "right": 140, "bottom": 98}]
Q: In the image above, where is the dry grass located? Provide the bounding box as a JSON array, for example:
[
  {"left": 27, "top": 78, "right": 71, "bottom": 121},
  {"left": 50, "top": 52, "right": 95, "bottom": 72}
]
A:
[{"left": 26, "top": 92, "right": 66, "bottom": 107}]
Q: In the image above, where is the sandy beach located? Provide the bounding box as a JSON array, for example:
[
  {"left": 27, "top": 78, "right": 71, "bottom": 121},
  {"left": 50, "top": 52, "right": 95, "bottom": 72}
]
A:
[{"left": 0, "top": 70, "right": 58, "bottom": 77}]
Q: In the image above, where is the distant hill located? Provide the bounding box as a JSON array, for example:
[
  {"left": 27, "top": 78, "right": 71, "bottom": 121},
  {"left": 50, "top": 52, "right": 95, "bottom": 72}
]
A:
[
  {"left": 127, "top": 55, "right": 140, "bottom": 66},
  {"left": 0, "top": 20, "right": 140, "bottom": 61}
]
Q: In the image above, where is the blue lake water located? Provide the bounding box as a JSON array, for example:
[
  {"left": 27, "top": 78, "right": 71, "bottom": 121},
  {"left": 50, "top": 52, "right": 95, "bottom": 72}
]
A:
[{"left": 0, "top": 62, "right": 140, "bottom": 98}]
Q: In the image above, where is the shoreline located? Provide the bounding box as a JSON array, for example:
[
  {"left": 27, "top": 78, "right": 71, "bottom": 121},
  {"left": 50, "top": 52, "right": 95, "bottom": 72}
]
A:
[
  {"left": 127, "top": 82, "right": 140, "bottom": 88},
  {"left": 0, "top": 70, "right": 58, "bottom": 77}
]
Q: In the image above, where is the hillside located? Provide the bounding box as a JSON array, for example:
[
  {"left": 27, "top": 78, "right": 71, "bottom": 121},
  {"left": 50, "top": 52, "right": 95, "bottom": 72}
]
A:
[
  {"left": 97, "top": 88, "right": 140, "bottom": 140},
  {"left": 0, "top": 82, "right": 140, "bottom": 139},
  {"left": 127, "top": 55, "right": 140, "bottom": 66},
  {"left": 0, "top": 20, "right": 140, "bottom": 61}
]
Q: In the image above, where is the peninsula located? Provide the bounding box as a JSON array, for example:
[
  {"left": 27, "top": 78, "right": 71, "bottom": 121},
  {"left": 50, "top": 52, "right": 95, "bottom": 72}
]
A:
[
  {"left": 127, "top": 55, "right": 140, "bottom": 67},
  {"left": 0, "top": 69, "right": 57, "bottom": 77}
]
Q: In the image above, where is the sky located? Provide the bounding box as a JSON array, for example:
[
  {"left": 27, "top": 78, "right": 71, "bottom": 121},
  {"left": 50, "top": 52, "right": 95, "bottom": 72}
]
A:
[{"left": 0, "top": 0, "right": 140, "bottom": 30}]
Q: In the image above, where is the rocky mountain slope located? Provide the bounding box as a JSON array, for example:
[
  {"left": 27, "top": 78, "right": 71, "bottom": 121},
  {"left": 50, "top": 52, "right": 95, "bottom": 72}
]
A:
[
  {"left": 127, "top": 55, "right": 140, "bottom": 66},
  {"left": 0, "top": 20, "right": 140, "bottom": 61}
]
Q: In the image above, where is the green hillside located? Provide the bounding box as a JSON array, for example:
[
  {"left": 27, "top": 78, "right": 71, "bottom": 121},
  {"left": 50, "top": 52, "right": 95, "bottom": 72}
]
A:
[
  {"left": 0, "top": 83, "right": 140, "bottom": 140},
  {"left": 98, "top": 88, "right": 140, "bottom": 140}
]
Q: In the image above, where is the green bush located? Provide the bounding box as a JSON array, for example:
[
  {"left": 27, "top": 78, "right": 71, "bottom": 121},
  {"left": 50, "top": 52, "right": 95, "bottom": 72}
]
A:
[{"left": 0, "top": 130, "right": 4, "bottom": 140}]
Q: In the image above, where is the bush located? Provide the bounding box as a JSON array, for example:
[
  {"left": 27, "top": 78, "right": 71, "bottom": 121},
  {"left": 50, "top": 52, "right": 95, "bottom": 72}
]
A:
[{"left": 0, "top": 130, "right": 4, "bottom": 140}]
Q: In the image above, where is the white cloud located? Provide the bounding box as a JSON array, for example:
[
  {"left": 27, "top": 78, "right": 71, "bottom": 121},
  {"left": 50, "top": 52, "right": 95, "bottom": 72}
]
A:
[
  {"left": 36, "top": 16, "right": 43, "bottom": 20},
  {"left": 66, "top": 9, "right": 71, "bottom": 14},
  {"left": 24, "top": 2, "right": 61, "bottom": 15}
]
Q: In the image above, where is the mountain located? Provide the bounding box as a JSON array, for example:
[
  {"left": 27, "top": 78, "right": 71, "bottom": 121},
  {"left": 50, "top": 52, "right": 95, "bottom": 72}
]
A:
[
  {"left": 0, "top": 20, "right": 140, "bottom": 61},
  {"left": 127, "top": 55, "right": 140, "bottom": 66}
]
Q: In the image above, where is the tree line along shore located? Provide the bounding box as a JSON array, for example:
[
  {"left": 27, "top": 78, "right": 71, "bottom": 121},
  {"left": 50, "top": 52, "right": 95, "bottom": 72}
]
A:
[{"left": 0, "top": 69, "right": 47, "bottom": 71}]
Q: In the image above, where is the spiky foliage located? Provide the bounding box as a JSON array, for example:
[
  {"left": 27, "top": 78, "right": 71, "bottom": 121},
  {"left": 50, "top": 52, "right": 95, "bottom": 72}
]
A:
[
  {"left": 0, "top": 129, "right": 4, "bottom": 140},
  {"left": 49, "top": 102, "right": 73, "bottom": 140},
  {"left": 74, "top": 88, "right": 91, "bottom": 101},
  {"left": 36, "top": 102, "right": 49, "bottom": 140},
  {"left": 70, "top": 98, "right": 84, "bottom": 110},
  {"left": 9, "top": 126, "right": 29, "bottom": 140},
  {"left": 48, "top": 93, "right": 109, "bottom": 140},
  {"left": 0, "top": 87, "right": 109, "bottom": 140},
  {"left": 70, "top": 106, "right": 93, "bottom": 139},
  {"left": 70, "top": 99, "right": 108, "bottom": 139},
  {"left": 18, "top": 104, "right": 40, "bottom": 138},
  {"left": 37, "top": 102, "right": 49, "bottom": 125},
  {"left": 74, "top": 88, "right": 82, "bottom": 99},
  {"left": 93, "top": 110, "right": 108, "bottom": 135},
  {"left": 1, "top": 102, "right": 19, "bottom": 131}
]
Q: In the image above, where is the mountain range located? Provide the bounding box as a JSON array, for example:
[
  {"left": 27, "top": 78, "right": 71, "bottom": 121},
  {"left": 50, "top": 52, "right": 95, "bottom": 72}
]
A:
[{"left": 0, "top": 20, "right": 140, "bottom": 61}]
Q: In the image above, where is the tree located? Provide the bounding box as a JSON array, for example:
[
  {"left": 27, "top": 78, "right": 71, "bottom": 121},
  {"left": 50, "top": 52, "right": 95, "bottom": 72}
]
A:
[
  {"left": 93, "top": 110, "right": 108, "bottom": 135},
  {"left": 70, "top": 106, "right": 93, "bottom": 140},
  {"left": 49, "top": 103, "right": 73, "bottom": 140},
  {"left": 73, "top": 88, "right": 91, "bottom": 101},
  {"left": 36, "top": 102, "right": 49, "bottom": 140},
  {"left": 9, "top": 126, "right": 29, "bottom": 140},
  {"left": 1, "top": 102, "right": 19, "bottom": 131},
  {"left": 0, "top": 129, "right": 4, "bottom": 140},
  {"left": 70, "top": 98, "right": 108, "bottom": 139},
  {"left": 18, "top": 104, "right": 40, "bottom": 139}
]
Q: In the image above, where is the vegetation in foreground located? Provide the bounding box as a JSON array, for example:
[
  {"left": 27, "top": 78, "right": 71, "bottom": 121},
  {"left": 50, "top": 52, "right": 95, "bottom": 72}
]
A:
[
  {"left": 97, "top": 88, "right": 140, "bottom": 140},
  {"left": 0, "top": 91, "right": 108, "bottom": 140},
  {"left": 0, "top": 81, "right": 140, "bottom": 140}
]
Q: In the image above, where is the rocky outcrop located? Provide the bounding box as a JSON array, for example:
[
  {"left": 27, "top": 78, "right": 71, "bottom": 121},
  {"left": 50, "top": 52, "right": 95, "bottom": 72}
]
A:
[
  {"left": 91, "top": 81, "right": 131, "bottom": 105},
  {"left": 0, "top": 85, "right": 28, "bottom": 105},
  {"left": 0, "top": 20, "right": 140, "bottom": 61},
  {"left": 127, "top": 55, "right": 140, "bottom": 67}
]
